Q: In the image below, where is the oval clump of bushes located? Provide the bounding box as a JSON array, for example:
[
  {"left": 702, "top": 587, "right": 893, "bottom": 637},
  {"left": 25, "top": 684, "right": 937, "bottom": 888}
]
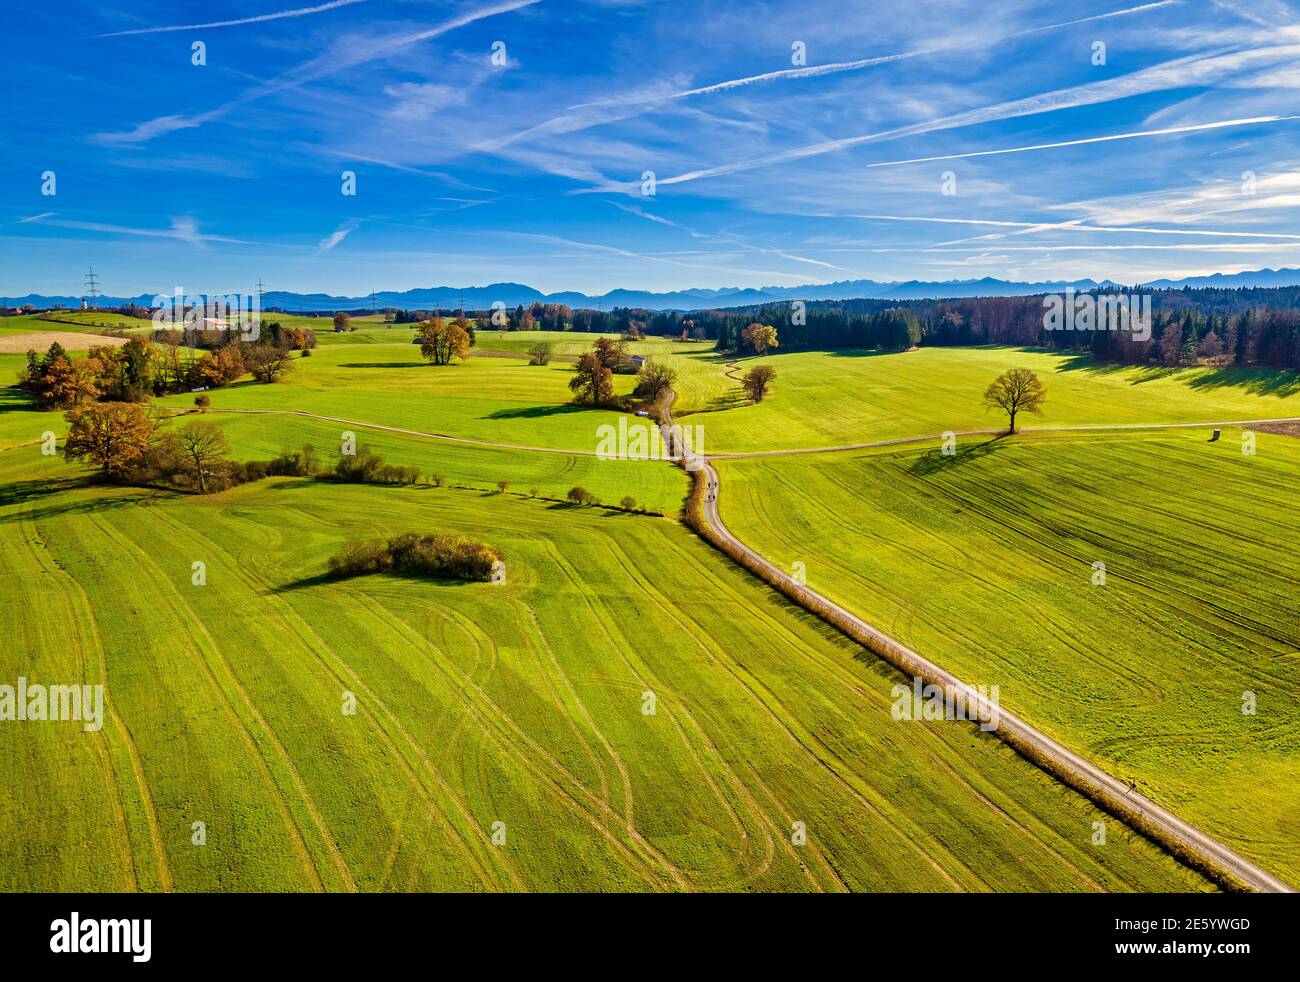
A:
[{"left": 327, "top": 532, "right": 502, "bottom": 582}]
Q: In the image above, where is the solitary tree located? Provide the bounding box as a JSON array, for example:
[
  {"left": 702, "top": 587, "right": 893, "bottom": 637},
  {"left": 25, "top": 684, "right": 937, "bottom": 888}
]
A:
[
  {"left": 527, "top": 341, "right": 553, "bottom": 366},
  {"left": 569, "top": 352, "right": 615, "bottom": 405},
  {"left": 247, "top": 344, "right": 294, "bottom": 383},
  {"left": 983, "top": 368, "right": 1046, "bottom": 434},
  {"left": 633, "top": 358, "right": 677, "bottom": 402},
  {"left": 742, "top": 364, "right": 776, "bottom": 402},
  {"left": 741, "top": 322, "right": 779, "bottom": 355},
  {"left": 418, "top": 318, "right": 471, "bottom": 365},
  {"left": 175, "top": 421, "right": 229, "bottom": 493},
  {"left": 333, "top": 311, "right": 352, "bottom": 333}
]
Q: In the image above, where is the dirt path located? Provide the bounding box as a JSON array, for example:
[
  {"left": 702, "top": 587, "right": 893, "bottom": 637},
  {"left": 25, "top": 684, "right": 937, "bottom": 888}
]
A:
[{"left": 662, "top": 389, "right": 1295, "bottom": 894}]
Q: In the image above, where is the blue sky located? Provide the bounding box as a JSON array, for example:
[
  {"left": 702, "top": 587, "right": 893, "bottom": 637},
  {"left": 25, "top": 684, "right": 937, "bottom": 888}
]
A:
[{"left": 3, "top": 0, "right": 1300, "bottom": 297}]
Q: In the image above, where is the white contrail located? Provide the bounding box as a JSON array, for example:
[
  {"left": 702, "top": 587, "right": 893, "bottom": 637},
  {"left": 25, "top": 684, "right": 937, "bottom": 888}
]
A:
[
  {"left": 572, "top": 2, "right": 1180, "bottom": 107},
  {"left": 93, "top": 0, "right": 368, "bottom": 38},
  {"left": 608, "top": 201, "right": 852, "bottom": 272},
  {"left": 867, "top": 115, "right": 1300, "bottom": 166},
  {"left": 845, "top": 213, "right": 1300, "bottom": 240}
]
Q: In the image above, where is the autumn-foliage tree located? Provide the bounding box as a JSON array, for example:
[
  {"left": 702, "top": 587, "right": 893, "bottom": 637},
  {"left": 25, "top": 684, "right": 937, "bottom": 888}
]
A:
[
  {"left": 567, "top": 486, "right": 595, "bottom": 505},
  {"left": 28, "top": 353, "right": 101, "bottom": 408},
  {"left": 983, "top": 368, "right": 1046, "bottom": 434},
  {"left": 741, "top": 322, "right": 779, "bottom": 355},
  {"left": 569, "top": 352, "right": 616, "bottom": 406},
  {"left": 449, "top": 315, "right": 476, "bottom": 348},
  {"left": 418, "top": 317, "right": 471, "bottom": 365},
  {"left": 63, "top": 402, "right": 158, "bottom": 480},
  {"left": 593, "top": 336, "right": 630, "bottom": 372},
  {"left": 333, "top": 311, "right": 352, "bottom": 333},
  {"left": 742, "top": 364, "right": 776, "bottom": 402}
]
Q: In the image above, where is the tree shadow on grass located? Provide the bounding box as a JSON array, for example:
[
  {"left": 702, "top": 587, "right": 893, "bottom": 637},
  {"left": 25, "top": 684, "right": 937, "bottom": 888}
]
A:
[
  {"left": 0, "top": 475, "right": 99, "bottom": 508},
  {"left": 908, "top": 436, "right": 1005, "bottom": 476},
  {"left": 273, "top": 570, "right": 475, "bottom": 593},
  {"left": 1045, "top": 351, "right": 1139, "bottom": 376},
  {"left": 337, "top": 361, "right": 426, "bottom": 369},
  {"left": 483, "top": 404, "right": 588, "bottom": 420},
  {"left": 1042, "top": 348, "right": 1300, "bottom": 396},
  {"left": 0, "top": 487, "right": 158, "bottom": 524},
  {"left": 0, "top": 387, "right": 41, "bottom": 413},
  {"left": 1183, "top": 366, "right": 1300, "bottom": 398}
]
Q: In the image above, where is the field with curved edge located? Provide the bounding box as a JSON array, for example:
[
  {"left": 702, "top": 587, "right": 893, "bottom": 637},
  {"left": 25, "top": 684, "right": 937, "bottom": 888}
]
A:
[
  {"left": 0, "top": 429, "right": 1208, "bottom": 891},
  {"left": 688, "top": 346, "right": 1300, "bottom": 453},
  {"left": 152, "top": 342, "right": 646, "bottom": 453},
  {"left": 715, "top": 428, "right": 1300, "bottom": 885}
]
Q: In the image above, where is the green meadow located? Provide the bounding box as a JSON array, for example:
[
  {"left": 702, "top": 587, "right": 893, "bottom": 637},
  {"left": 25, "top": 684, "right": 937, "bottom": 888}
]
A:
[
  {"left": 689, "top": 347, "right": 1300, "bottom": 452},
  {"left": 4, "top": 324, "right": 1299, "bottom": 892},
  {"left": 716, "top": 429, "right": 1300, "bottom": 885},
  {"left": 0, "top": 424, "right": 1205, "bottom": 891},
  {"left": 155, "top": 342, "right": 636, "bottom": 453}
]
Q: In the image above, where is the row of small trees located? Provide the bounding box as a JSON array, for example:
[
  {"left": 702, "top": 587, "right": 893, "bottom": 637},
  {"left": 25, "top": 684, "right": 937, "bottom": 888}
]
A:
[
  {"left": 60, "top": 406, "right": 316, "bottom": 493},
  {"left": 19, "top": 334, "right": 297, "bottom": 410}
]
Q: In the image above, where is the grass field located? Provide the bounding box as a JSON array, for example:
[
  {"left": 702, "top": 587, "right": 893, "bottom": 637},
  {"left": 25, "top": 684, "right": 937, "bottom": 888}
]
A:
[
  {"left": 716, "top": 428, "right": 1300, "bottom": 884},
  {"left": 5, "top": 329, "right": 1298, "bottom": 892},
  {"left": 0, "top": 426, "right": 1208, "bottom": 891},
  {"left": 0, "top": 311, "right": 157, "bottom": 337},
  {"left": 153, "top": 343, "right": 645, "bottom": 453},
  {"left": 692, "top": 347, "right": 1300, "bottom": 452}
]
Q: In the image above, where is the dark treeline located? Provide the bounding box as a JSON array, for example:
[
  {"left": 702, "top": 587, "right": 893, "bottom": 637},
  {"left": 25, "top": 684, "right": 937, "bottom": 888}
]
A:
[{"left": 628, "top": 288, "right": 1300, "bottom": 370}]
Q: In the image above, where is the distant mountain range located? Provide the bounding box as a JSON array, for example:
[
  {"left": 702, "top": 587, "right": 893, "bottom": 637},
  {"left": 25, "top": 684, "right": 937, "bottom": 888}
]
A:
[{"left": 8, "top": 267, "right": 1300, "bottom": 313}]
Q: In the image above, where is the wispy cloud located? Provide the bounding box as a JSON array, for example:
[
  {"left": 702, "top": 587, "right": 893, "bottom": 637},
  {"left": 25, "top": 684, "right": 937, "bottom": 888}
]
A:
[
  {"left": 625, "top": 43, "right": 1300, "bottom": 191},
  {"left": 317, "top": 221, "right": 359, "bottom": 252},
  {"left": 22, "top": 215, "right": 248, "bottom": 245},
  {"left": 486, "top": 2, "right": 1182, "bottom": 154},
  {"left": 96, "top": 0, "right": 543, "bottom": 144}
]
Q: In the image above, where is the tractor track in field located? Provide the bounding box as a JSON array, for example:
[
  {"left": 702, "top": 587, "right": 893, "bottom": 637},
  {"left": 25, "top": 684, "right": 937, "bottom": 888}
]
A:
[{"left": 662, "top": 388, "right": 1296, "bottom": 894}]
